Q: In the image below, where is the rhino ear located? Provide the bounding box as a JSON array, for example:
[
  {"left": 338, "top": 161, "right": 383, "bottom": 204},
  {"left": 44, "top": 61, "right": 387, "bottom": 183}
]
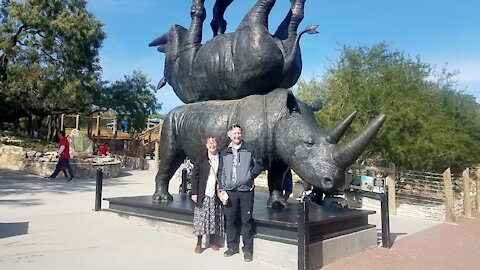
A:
[
  {"left": 286, "top": 92, "right": 299, "bottom": 113},
  {"left": 157, "top": 44, "right": 167, "bottom": 53},
  {"left": 310, "top": 99, "right": 323, "bottom": 111}
]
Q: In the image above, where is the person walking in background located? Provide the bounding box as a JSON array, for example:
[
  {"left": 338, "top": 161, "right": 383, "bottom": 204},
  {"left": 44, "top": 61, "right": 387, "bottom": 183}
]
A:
[
  {"left": 45, "top": 130, "right": 74, "bottom": 182},
  {"left": 191, "top": 136, "right": 224, "bottom": 254},
  {"left": 219, "top": 124, "right": 264, "bottom": 262},
  {"left": 282, "top": 169, "right": 293, "bottom": 203},
  {"left": 60, "top": 164, "right": 69, "bottom": 179}
]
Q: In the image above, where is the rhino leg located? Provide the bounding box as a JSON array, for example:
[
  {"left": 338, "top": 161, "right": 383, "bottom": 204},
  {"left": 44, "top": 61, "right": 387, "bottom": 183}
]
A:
[
  {"left": 266, "top": 160, "right": 289, "bottom": 208},
  {"left": 152, "top": 118, "right": 186, "bottom": 201},
  {"left": 211, "top": 0, "right": 234, "bottom": 36},
  {"left": 239, "top": 0, "right": 276, "bottom": 29},
  {"left": 274, "top": 0, "right": 305, "bottom": 40},
  {"left": 288, "top": 0, "right": 305, "bottom": 33},
  {"left": 186, "top": 0, "right": 206, "bottom": 45}
]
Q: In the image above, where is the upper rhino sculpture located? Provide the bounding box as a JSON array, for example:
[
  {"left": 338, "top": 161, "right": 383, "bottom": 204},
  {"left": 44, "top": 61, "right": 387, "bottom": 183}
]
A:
[
  {"left": 152, "top": 89, "right": 385, "bottom": 207},
  {"left": 149, "top": 0, "right": 318, "bottom": 103}
]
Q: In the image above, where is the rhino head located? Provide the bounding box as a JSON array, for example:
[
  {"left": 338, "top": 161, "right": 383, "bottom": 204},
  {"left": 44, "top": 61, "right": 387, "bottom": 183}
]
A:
[
  {"left": 273, "top": 93, "right": 385, "bottom": 194},
  {"left": 148, "top": 25, "right": 189, "bottom": 92}
]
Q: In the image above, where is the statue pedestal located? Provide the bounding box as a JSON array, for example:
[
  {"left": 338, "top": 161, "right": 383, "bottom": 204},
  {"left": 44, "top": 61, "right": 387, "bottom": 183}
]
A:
[{"left": 104, "top": 193, "right": 377, "bottom": 269}]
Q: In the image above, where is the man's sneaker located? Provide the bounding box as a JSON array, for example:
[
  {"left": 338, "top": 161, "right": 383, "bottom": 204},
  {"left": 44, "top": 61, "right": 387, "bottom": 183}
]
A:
[
  {"left": 44, "top": 176, "right": 53, "bottom": 181},
  {"left": 223, "top": 249, "right": 238, "bottom": 257},
  {"left": 66, "top": 177, "right": 74, "bottom": 182},
  {"left": 243, "top": 252, "right": 253, "bottom": 262}
]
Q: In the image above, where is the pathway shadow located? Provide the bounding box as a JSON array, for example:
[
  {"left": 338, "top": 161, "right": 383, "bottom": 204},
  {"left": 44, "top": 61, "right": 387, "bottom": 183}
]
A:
[
  {"left": 118, "top": 170, "right": 133, "bottom": 177},
  {"left": 0, "top": 222, "right": 29, "bottom": 238},
  {"left": 0, "top": 198, "right": 44, "bottom": 206},
  {"left": 0, "top": 168, "right": 151, "bottom": 199}
]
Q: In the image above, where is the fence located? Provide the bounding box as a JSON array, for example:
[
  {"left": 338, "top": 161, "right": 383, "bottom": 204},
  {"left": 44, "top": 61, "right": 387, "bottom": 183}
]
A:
[{"left": 353, "top": 164, "right": 480, "bottom": 222}]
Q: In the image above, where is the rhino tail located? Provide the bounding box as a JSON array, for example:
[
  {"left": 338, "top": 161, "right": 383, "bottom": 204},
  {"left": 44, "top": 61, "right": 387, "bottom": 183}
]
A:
[
  {"left": 333, "top": 114, "right": 386, "bottom": 168},
  {"left": 283, "top": 24, "right": 319, "bottom": 74},
  {"left": 301, "top": 24, "right": 319, "bottom": 35}
]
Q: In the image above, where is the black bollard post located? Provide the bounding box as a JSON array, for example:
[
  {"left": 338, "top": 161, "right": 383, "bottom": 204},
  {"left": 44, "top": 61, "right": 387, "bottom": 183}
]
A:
[
  {"left": 298, "top": 196, "right": 310, "bottom": 270},
  {"left": 380, "top": 187, "right": 391, "bottom": 248},
  {"left": 95, "top": 169, "right": 103, "bottom": 211}
]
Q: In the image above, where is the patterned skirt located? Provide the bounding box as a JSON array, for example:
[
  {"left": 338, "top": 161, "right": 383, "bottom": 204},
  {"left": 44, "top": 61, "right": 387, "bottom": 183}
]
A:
[{"left": 193, "top": 196, "right": 225, "bottom": 237}]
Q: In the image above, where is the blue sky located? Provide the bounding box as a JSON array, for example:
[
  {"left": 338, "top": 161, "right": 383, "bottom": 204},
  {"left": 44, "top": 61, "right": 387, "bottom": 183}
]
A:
[{"left": 88, "top": 0, "right": 480, "bottom": 113}]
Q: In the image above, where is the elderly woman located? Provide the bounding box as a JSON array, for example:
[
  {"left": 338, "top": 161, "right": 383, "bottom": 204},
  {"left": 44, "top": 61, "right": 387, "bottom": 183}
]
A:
[{"left": 190, "top": 136, "right": 225, "bottom": 253}]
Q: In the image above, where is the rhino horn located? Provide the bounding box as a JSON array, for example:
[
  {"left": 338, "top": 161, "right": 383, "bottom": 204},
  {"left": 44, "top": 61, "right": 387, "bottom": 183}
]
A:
[
  {"left": 326, "top": 111, "right": 357, "bottom": 144},
  {"left": 156, "top": 76, "right": 167, "bottom": 90},
  {"left": 149, "top": 32, "right": 168, "bottom": 47},
  {"left": 333, "top": 114, "right": 386, "bottom": 168}
]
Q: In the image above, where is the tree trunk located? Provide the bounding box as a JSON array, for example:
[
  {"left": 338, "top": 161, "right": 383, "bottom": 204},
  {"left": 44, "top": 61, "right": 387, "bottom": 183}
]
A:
[
  {"left": 37, "top": 116, "right": 44, "bottom": 138},
  {"left": 46, "top": 115, "right": 52, "bottom": 141},
  {"left": 47, "top": 115, "right": 59, "bottom": 142},
  {"left": 87, "top": 115, "right": 93, "bottom": 138},
  {"left": 27, "top": 115, "right": 33, "bottom": 138},
  {"left": 0, "top": 54, "right": 8, "bottom": 81}
]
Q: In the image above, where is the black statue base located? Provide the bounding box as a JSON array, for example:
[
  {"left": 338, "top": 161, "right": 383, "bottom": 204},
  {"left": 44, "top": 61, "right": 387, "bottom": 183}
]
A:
[
  {"left": 104, "top": 193, "right": 377, "bottom": 268},
  {"left": 104, "top": 193, "right": 374, "bottom": 244}
]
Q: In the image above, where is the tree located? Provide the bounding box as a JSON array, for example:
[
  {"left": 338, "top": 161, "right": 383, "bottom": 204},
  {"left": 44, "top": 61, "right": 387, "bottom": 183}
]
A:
[
  {"left": 0, "top": 0, "right": 105, "bottom": 122},
  {"left": 96, "top": 71, "right": 161, "bottom": 131},
  {"left": 296, "top": 43, "right": 480, "bottom": 172}
]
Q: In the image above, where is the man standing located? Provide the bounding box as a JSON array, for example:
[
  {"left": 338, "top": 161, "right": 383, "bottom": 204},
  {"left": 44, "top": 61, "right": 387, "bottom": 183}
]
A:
[
  {"left": 220, "top": 124, "right": 263, "bottom": 262},
  {"left": 46, "top": 130, "right": 74, "bottom": 182}
]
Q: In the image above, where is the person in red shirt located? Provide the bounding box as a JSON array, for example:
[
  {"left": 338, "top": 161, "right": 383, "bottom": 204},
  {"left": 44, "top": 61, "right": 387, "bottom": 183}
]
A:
[
  {"left": 98, "top": 141, "right": 110, "bottom": 156},
  {"left": 46, "top": 130, "right": 74, "bottom": 182}
]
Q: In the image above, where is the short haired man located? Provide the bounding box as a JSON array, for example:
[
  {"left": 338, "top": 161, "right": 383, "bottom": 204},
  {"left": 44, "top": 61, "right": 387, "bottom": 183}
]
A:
[
  {"left": 45, "top": 130, "right": 74, "bottom": 182},
  {"left": 219, "top": 124, "right": 263, "bottom": 262}
]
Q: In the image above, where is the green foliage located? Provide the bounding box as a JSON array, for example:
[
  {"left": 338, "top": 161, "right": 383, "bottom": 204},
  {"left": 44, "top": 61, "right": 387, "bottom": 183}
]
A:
[
  {"left": 296, "top": 43, "right": 480, "bottom": 172},
  {"left": 96, "top": 71, "right": 161, "bottom": 131},
  {"left": 0, "top": 1, "right": 161, "bottom": 138},
  {"left": 0, "top": 0, "right": 105, "bottom": 120},
  {"left": 150, "top": 113, "right": 166, "bottom": 120},
  {"left": 1, "top": 138, "right": 56, "bottom": 153}
]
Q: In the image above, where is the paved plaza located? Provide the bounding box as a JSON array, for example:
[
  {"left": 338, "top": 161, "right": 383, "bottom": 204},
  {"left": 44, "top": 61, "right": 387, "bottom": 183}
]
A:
[{"left": 1, "top": 168, "right": 478, "bottom": 269}]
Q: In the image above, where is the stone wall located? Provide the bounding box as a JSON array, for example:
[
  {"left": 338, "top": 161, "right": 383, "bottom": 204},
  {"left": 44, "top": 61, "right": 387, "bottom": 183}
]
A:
[
  {"left": 23, "top": 159, "right": 121, "bottom": 179},
  {"left": 0, "top": 145, "right": 27, "bottom": 170},
  {"left": 0, "top": 144, "right": 121, "bottom": 179},
  {"left": 116, "top": 155, "right": 149, "bottom": 170}
]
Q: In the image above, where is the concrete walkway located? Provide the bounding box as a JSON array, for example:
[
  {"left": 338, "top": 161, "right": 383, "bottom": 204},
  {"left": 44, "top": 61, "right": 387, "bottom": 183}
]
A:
[
  {"left": 323, "top": 212, "right": 480, "bottom": 270},
  {"left": 0, "top": 168, "right": 470, "bottom": 269}
]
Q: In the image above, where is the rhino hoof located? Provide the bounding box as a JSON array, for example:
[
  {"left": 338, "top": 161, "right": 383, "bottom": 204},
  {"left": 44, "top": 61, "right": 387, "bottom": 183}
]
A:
[
  {"left": 266, "top": 190, "right": 286, "bottom": 209},
  {"left": 152, "top": 191, "right": 173, "bottom": 201},
  {"left": 270, "top": 200, "right": 287, "bottom": 209}
]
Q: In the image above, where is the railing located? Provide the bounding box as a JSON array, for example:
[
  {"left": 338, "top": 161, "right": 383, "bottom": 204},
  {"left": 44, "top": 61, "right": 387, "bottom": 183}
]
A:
[
  {"left": 60, "top": 114, "right": 163, "bottom": 143},
  {"left": 136, "top": 121, "right": 162, "bottom": 145},
  {"left": 352, "top": 164, "right": 480, "bottom": 222}
]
